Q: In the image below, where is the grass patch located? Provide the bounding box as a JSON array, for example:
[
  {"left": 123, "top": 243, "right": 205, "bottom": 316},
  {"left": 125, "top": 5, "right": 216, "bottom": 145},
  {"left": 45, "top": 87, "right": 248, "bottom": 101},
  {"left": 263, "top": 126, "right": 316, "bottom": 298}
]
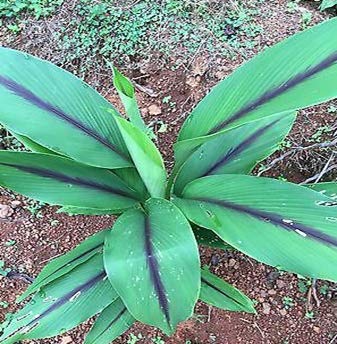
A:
[{"left": 55, "top": 0, "right": 263, "bottom": 72}]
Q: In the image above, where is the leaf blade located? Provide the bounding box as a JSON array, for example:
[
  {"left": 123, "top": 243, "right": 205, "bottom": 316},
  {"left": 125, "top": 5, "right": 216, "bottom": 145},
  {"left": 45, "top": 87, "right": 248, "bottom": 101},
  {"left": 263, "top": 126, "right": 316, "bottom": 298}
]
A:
[
  {"left": 174, "top": 112, "right": 295, "bottom": 194},
  {"left": 174, "top": 175, "right": 337, "bottom": 281},
  {"left": 179, "top": 18, "right": 337, "bottom": 143},
  {"left": 0, "top": 48, "right": 131, "bottom": 168},
  {"left": 103, "top": 198, "right": 200, "bottom": 334},
  {"left": 18, "top": 230, "right": 108, "bottom": 302},
  {"left": 200, "top": 269, "right": 255, "bottom": 313},
  {"left": 84, "top": 299, "right": 134, "bottom": 344},
  {"left": 0, "top": 151, "right": 139, "bottom": 210},
  {"left": 0, "top": 253, "right": 117, "bottom": 343}
]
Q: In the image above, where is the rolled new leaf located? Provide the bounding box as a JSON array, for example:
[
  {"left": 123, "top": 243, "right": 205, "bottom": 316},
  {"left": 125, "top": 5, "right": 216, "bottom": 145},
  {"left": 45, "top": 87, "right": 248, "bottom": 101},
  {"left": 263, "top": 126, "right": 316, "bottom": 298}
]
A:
[
  {"left": 115, "top": 117, "right": 167, "bottom": 198},
  {"left": 113, "top": 67, "right": 148, "bottom": 134},
  {"left": 19, "top": 230, "right": 108, "bottom": 302},
  {"left": 0, "top": 48, "right": 132, "bottom": 168},
  {"left": 174, "top": 112, "right": 295, "bottom": 194},
  {"left": 104, "top": 198, "right": 200, "bottom": 335},
  {"left": 200, "top": 269, "right": 255, "bottom": 313},
  {"left": 173, "top": 175, "right": 337, "bottom": 281},
  {"left": 0, "top": 253, "right": 117, "bottom": 344},
  {"left": 0, "top": 151, "right": 140, "bottom": 211},
  {"left": 84, "top": 298, "right": 135, "bottom": 344},
  {"left": 177, "top": 18, "right": 337, "bottom": 162}
]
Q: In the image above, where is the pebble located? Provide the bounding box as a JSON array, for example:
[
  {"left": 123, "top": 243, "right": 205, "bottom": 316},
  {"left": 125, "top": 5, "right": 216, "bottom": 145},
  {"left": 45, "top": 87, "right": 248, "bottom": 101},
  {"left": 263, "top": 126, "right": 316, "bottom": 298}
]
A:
[
  {"left": 276, "top": 280, "right": 286, "bottom": 289},
  {"left": 280, "top": 309, "right": 287, "bottom": 316},
  {"left": 60, "top": 335, "right": 73, "bottom": 344},
  {"left": 268, "top": 289, "right": 277, "bottom": 295},
  {"left": 11, "top": 200, "right": 21, "bottom": 208},
  {"left": 148, "top": 104, "right": 161, "bottom": 116},
  {"left": 228, "top": 258, "right": 236, "bottom": 267},
  {"left": 313, "top": 326, "right": 321, "bottom": 334},
  {"left": 260, "top": 290, "right": 268, "bottom": 298},
  {"left": 262, "top": 302, "right": 271, "bottom": 315},
  {"left": 0, "top": 204, "right": 14, "bottom": 218}
]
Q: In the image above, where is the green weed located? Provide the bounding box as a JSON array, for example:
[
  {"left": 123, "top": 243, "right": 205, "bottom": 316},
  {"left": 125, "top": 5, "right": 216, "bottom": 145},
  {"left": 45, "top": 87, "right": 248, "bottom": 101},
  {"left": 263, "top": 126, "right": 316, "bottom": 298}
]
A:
[
  {"left": 282, "top": 296, "right": 295, "bottom": 309},
  {"left": 58, "top": 0, "right": 263, "bottom": 72},
  {"left": 0, "top": 0, "right": 63, "bottom": 20}
]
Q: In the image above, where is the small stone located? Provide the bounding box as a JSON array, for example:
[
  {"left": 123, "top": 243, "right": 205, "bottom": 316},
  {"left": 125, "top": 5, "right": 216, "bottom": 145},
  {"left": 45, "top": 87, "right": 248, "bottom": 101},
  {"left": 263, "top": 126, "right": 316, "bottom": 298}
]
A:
[
  {"left": 148, "top": 104, "right": 161, "bottom": 116},
  {"left": 60, "top": 335, "right": 73, "bottom": 344},
  {"left": 11, "top": 200, "right": 21, "bottom": 208},
  {"left": 262, "top": 302, "right": 271, "bottom": 315},
  {"left": 141, "top": 108, "right": 149, "bottom": 116},
  {"left": 258, "top": 297, "right": 265, "bottom": 303},
  {"left": 210, "top": 255, "right": 220, "bottom": 266},
  {"left": 186, "top": 75, "right": 201, "bottom": 88},
  {"left": 280, "top": 309, "right": 287, "bottom": 316},
  {"left": 0, "top": 204, "right": 14, "bottom": 218},
  {"left": 228, "top": 258, "right": 236, "bottom": 267},
  {"left": 268, "top": 289, "right": 277, "bottom": 295},
  {"left": 260, "top": 290, "right": 267, "bottom": 298},
  {"left": 276, "top": 280, "right": 286, "bottom": 289},
  {"left": 313, "top": 326, "right": 321, "bottom": 334},
  {"left": 266, "top": 271, "right": 280, "bottom": 286}
]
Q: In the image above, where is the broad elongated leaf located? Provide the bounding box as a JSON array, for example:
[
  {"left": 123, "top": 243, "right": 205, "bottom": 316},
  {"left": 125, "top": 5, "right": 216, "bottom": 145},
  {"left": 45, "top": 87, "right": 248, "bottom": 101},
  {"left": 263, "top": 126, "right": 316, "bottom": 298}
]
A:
[
  {"left": 104, "top": 198, "right": 200, "bottom": 334},
  {"left": 84, "top": 299, "right": 134, "bottom": 344},
  {"left": 0, "top": 151, "right": 140, "bottom": 211},
  {"left": 113, "top": 67, "right": 148, "bottom": 134},
  {"left": 0, "top": 48, "right": 132, "bottom": 168},
  {"left": 321, "top": 0, "right": 337, "bottom": 10},
  {"left": 177, "top": 18, "right": 337, "bottom": 162},
  {"left": 0, "top": 253, "right": 117, "bottom": 344},
  {"left": 116, "top": 117, "right": 167, "bottom": 198},
  {"left": 18, "top": 230, "right": 108, "bottom": 302},
  {"left": 174, "top": 112, "right": 295, "bottom": 194},
  {"left": 173, "top": 175, "right": 337, "bottom": 281},
  {"left": 10, "top": 131, "right": 59, "bottom": 155},
  {"left": 200, "top": 269, "right": 255, "bottom": 313},
  {"left": 308, "top": 182, "right": 337, "bottom": 199}
]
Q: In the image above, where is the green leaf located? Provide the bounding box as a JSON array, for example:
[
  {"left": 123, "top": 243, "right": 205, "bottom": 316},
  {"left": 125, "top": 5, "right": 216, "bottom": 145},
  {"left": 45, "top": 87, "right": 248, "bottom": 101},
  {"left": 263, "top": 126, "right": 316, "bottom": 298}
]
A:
[
  {"left": 200, "top": 268, "right": 255, "bottom": 313},
  {"left": 320, "top": 0, "right": 337, "bottom": 10},
  {"left": 307, "top": 182, "right": 337, "bottom": 199},
  {"left": 0, "top": 253, "right": 117, "bottom": 344},
  {"left": 193, "top": 226, "right": 232, "bottom": 251},
  {"left": 173, "top": 174, "right": 337, "bottom": 281},
  {"left": 84, "top": 299, "right": 134, "bottom": 344},
  {"left": 174, "top": 113, "right": 295, "bottom": 194},
  {"left": 18, "top": 230, "right": 108, "bottom": 302},
  {"left": 0, "top": 48, "right": 132, "bottom": 169},
  {"left": 104, "top": 198, "right": 200, "bottom": 335},
  {"left": 178, "top": 18, "right": 337, "bottom": 156},
  {"left": 57, "top": 206, "right": 122, "bottom": 215},
  {"left": 0, "top": 151, "right": 140, "bottom": 211},
  {"left": 112, "top": 67, "right": 148, "bottom": 134},
  {"left": 115, "top": 117, "right": 167, "bottom": 198},
  {"left": 10, "top": 131, "right": 60, "bottom": 155},
  {"left": 114, "top": 167, "right": 150, "bottom": 201}
]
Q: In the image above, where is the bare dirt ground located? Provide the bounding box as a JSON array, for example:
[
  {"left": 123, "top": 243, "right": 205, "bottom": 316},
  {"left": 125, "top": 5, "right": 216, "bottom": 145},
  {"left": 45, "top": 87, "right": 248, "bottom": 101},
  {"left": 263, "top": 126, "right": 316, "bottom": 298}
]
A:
[{"left": 1, "top": 0, "right": 337, "bottom": 343}]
